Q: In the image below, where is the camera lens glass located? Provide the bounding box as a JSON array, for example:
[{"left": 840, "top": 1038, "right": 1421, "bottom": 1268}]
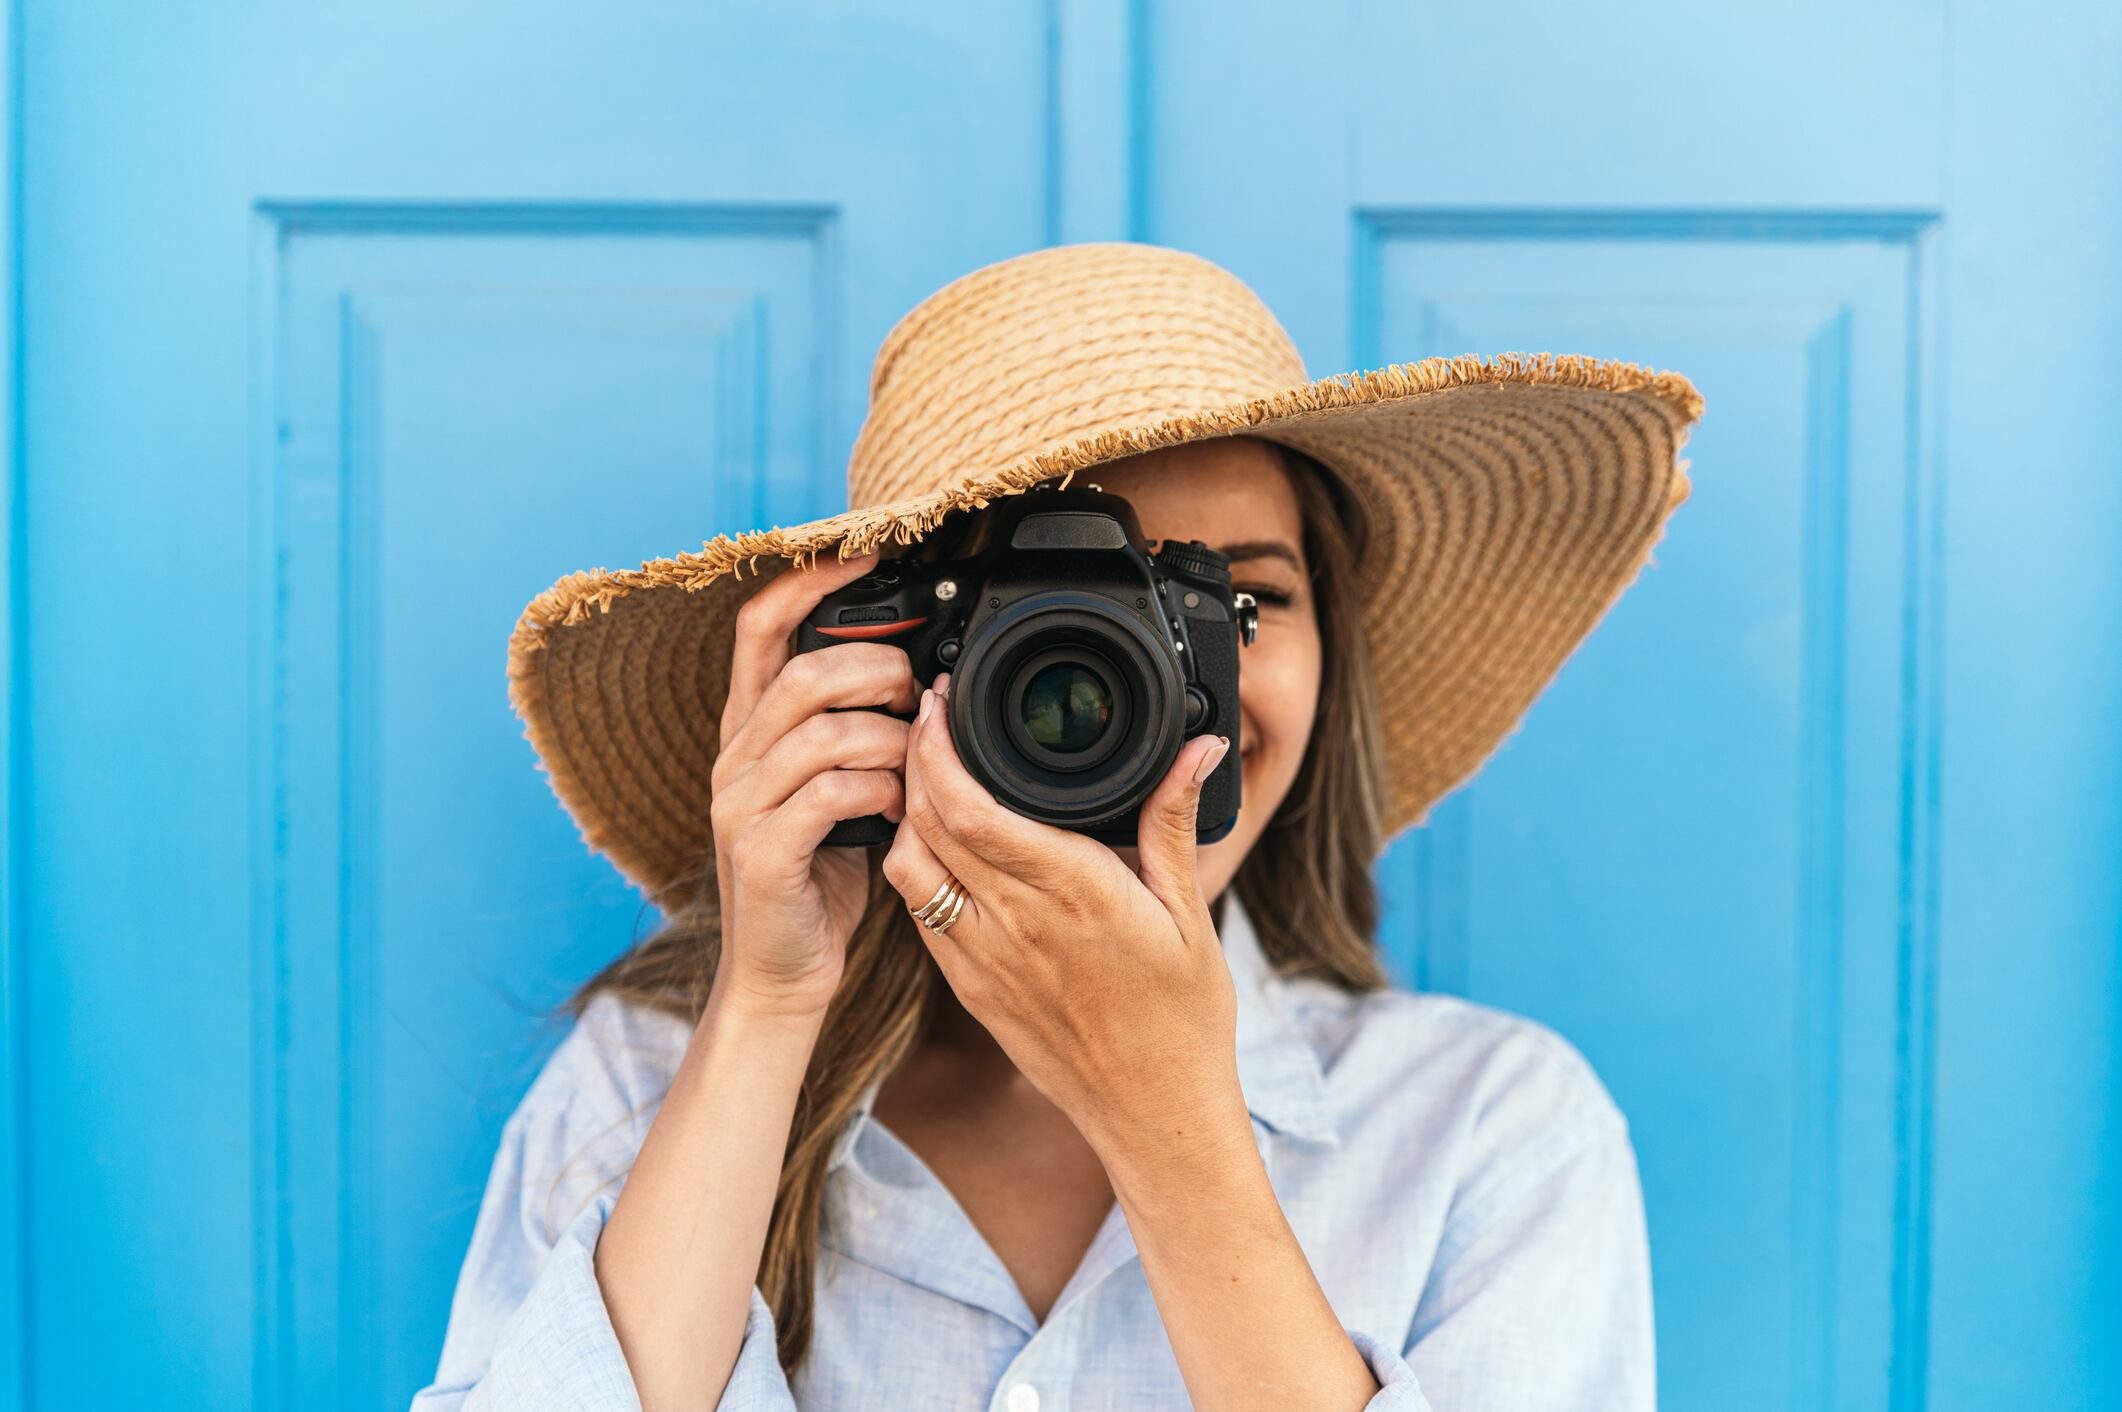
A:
[
  {"left": 1019, "top": 662, "right": 1113, "bottom": 755},
  {"left": 957, "top": 593, "right": 1185, "bottom": 827}
]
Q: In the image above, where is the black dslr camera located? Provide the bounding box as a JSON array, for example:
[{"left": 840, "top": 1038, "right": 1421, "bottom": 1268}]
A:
[{"left": 796, "top": 484, "right": 1258, "bottom": 848}]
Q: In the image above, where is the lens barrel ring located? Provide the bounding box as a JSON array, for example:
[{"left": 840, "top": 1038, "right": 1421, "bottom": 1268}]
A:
[
  {"left": 947, "top": 590, "right": 1186, "bottom": 829},
  {"left": 1002, "top": 647, "right": 1129, "bottom": 772}
]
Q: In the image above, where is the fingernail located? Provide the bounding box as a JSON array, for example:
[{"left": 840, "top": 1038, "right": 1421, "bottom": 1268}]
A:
[
  {"left": 934, "top": 670, "right": 952, "bottom": 699},
  {"left": 916, "top": 688, "right": 934, "bottom": 724},
  {"left": 1191, "top": 735, "right": 1230, "bottom": 786}
]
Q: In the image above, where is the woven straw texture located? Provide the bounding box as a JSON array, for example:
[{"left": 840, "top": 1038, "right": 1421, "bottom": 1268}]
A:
[{"left": 507, "top": 242, "right": 1705, "bottom": 907}]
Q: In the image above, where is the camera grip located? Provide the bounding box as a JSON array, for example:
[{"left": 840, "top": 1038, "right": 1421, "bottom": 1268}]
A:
[
  {"left": 823, "top": 811, "right": 896, "bottom": 848},
  {"left": 794, "top": 610, "right": 926, "bottom": 849},
  {"left": 811, "top": 700, "right": 909, "bottom": 849},
  {"left": 1185, "top": 613, "right": 1243, "bottom": 839}
]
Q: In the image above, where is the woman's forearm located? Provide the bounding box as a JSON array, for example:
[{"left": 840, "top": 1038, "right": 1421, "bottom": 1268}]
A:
[
  {"left": 1093, "top": 1079, "right": 1381, "bottom": 1412},
  {"left": 594, "top": 979, "right": 824, "bottom": 1411}
]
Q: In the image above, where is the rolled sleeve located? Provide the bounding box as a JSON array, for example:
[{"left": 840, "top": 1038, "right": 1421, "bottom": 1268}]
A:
[
  {"left": 721, "top": 1287, "right": 803, "bottom": 1411},
  {"left": 410, "top": 998, "right": 797, "bottom": 1411},
  {"left": 1347, "top": 1326, "right": 1434, "bottom": 1412},
  {"left": 449, "top": 1195, "right": 641, "bottom": 1410},
  {"left": 414, "top": 1194, "right": 796, "bottom": 1411}
]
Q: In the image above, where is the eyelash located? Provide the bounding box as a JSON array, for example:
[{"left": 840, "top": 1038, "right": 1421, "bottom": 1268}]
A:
[{"left": 1238, "top": 585, "right": 1296, "bottom": 608}]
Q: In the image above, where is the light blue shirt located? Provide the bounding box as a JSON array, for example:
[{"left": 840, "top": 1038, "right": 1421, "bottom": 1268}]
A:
[{"left": 412, "top": 896, "right": 1654, "bottom": 1410}]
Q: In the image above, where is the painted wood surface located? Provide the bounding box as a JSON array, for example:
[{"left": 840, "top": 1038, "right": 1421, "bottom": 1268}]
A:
[{"left": 2, "top": 3, "right": 2114, "bottom": 1407}]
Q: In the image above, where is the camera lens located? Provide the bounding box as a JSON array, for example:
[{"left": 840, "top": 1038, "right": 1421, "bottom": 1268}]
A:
[
  {"left": 1001, "top": 646, "right": 1130, "bottom": 773},
  {"left": 954, "top": 591, "right": 1186, "bottom": 828},
  {"left": 1019, "top": 662, "right": 1113, "bottom": 754}
]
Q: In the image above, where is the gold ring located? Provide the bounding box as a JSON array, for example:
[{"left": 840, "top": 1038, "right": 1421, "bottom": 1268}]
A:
[
  {"left": 911, "top": 877, "right": 958, "bottom": 923},
  {"left": 929, "top": 883, "right": 970, "bottom": 935}
]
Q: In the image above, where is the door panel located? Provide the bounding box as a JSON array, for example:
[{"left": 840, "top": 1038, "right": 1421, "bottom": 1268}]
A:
[
  {"left": 1149, "top": 3, "right": 2117, "bottom": 1408},
  {"left": 17, "top": 4, "right": 1067, "bottom": 1407},
  {"left": 1372, "top": 222, "right": 1926, "bottom": 1412},
  {"left": 270, "top": 209, "right": 833, "bottom": 1404}
]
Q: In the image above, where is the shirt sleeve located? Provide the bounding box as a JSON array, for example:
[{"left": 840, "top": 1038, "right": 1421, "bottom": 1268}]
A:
[
  {"left": 1322, "top": 1008, "right": 1656, "bottom": 1412},
  {"left": 1401, "top": 1098, "right": 1655, "bottom": 1408},
  {"left": 408, "top": 998, "right": 799, "bottom": 1412},
  {"left": 1346, "top": 1325, "right": 1433, "bottom": 1411}
]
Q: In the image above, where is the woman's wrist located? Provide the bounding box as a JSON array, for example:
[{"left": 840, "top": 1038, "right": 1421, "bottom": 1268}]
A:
[
  {"left": 684, "top": 971, "right": 833, "bottom": 1101},
  {"left": 647, "top": 976, "right": 819, "bottom": 1118},
  {"left": 704, "top": 961, "right": 839, "bottom": 1034},
  {"left": 1082, "top": 1063, "right": 1258, "bottom": 1207}
]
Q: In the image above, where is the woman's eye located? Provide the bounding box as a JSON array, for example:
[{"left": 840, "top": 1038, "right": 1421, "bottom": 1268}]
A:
[{"left": 1237, "top": 585, "right": 1296, "bottom": 609}]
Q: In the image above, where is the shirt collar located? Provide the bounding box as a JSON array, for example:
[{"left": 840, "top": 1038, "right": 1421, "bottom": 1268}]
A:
[{"left": 827, "top": 891, "right": 1340, "bottom": 1174}]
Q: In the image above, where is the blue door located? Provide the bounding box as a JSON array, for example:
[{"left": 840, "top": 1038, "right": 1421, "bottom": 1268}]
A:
[{"left": 5, "top": 3, "right": 2115, "bottom": 1408}]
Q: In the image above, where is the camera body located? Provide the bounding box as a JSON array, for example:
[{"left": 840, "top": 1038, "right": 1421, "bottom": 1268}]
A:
[{"left": 795, "top": 485, "right": 1254, "bottom": 848}]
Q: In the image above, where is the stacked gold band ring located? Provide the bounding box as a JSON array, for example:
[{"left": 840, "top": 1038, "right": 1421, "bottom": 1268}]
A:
[{"left": 910, "top": 875, "right": 970, "bottom": 935}]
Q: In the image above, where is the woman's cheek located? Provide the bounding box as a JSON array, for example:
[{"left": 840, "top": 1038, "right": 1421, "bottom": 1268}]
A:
[
  {"left": 1248, "top": 630, "right": 1321, "bottom": 776},
  {"left": 1190, "top": 608, "right": 1321, "bottom": 897},
  {"left": 1226, "top": 626, "right": 1319, "bottom": 826}
]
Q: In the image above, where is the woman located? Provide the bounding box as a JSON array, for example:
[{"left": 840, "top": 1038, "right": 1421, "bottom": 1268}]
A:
[{"left": 415, "top": 242, "right": 1704, "bottom": 1410}]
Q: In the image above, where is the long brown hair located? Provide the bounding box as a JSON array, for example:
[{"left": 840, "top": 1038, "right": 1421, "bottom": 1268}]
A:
[{"left": 564, "top": 437, "right": 1391, "bottom": 1375}]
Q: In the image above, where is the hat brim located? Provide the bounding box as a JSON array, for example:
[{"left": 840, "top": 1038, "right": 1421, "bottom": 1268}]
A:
[{"left": 508, "top": 351, "right": 1703, "bottom": 907}]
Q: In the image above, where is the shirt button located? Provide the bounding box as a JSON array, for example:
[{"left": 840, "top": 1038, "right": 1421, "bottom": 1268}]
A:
[{"left": 1006, "top": 1382, "right": 1041, "bottom": 1412}]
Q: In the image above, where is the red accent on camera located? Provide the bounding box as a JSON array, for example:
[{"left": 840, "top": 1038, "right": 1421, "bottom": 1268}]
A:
[{"left": 815, "top": 615, "right": 930, "bottom": 640}]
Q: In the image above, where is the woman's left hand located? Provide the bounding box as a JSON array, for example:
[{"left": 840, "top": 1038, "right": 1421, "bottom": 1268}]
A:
[{"left": 881, "top": 672, "right": 1243, "bottom": 1156}]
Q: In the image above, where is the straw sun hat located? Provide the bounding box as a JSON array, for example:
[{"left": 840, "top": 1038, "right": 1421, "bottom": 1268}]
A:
[{"left": 507, "top": 242, "right": 1704, "bottom": 907}]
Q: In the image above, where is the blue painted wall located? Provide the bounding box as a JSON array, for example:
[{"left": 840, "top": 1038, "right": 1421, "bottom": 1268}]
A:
[{"left": 3, "top": 3, "right": 2115, "bottom": 1408}]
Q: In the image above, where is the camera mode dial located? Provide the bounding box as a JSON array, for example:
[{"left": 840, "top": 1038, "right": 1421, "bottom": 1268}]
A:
[{"left": 1151, "top": 537, "right": 1229, "bottom": 584}]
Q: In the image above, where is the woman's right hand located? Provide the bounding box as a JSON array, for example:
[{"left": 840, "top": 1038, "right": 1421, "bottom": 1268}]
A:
[{"left": 707, "top": 549, "right": 919, "bottom": 1020}]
